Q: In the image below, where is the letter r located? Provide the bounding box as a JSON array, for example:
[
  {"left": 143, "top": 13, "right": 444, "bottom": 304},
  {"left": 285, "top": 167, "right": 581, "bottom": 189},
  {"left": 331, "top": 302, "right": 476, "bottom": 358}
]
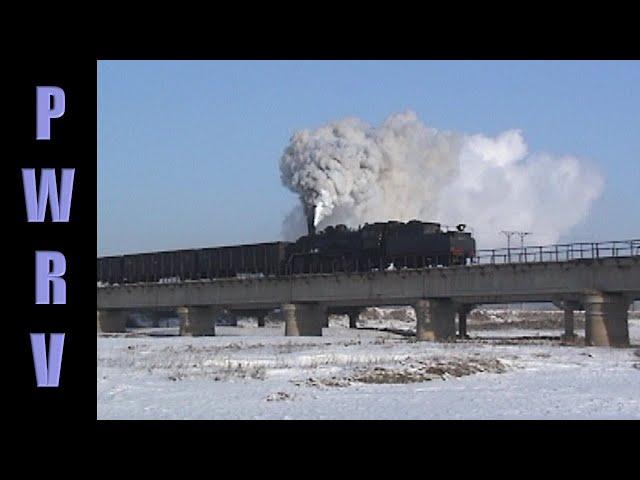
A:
[
  {"left": 36, "top": 86, "right": 65, "bottom": 140},
  {"left": 36, "top": 251, "right": 66, "bottom": 304}
]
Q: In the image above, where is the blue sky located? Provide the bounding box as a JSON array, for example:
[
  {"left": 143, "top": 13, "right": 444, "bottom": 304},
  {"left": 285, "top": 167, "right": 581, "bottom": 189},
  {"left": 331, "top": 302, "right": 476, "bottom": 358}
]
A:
[{"left": 98, "top": 60, "right": 639, "bottom": 255}]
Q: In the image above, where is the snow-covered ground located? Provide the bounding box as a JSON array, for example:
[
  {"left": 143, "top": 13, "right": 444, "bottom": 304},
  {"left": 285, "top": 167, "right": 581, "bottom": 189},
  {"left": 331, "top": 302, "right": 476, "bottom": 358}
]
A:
[{"left": 97, "top": 312, "right": 640, "bottom": 419}]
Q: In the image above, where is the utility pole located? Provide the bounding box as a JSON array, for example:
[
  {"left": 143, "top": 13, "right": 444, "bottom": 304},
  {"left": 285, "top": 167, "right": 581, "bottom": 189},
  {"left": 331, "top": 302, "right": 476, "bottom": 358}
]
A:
[
  {"left": 518, "top": 232, "right": 533, "bottom": 311},
  {"left": 500, "top": 231, "right": 517, "bottom": 263},
  {"left": 502, "top": 231, "right": 533, "bottom": 311},
  {"left": 501, "top": 231, "right": 533, "bottom": 262},
  {"left": 517, "top": 232, "right": 532, "bottom": 249},
  {"left": 516, "top": 232, "right": 533, "bottom": 261}
]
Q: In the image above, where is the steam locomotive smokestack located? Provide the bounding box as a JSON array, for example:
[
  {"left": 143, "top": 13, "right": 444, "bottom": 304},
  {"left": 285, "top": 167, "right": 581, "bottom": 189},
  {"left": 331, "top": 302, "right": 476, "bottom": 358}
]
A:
[{"left": 305, "top": 204, "right": 316, "bottom": 235}]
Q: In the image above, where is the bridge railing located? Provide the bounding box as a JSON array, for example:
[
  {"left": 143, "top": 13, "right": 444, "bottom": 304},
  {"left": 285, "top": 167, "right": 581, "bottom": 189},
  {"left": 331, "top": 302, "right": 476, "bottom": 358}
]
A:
[
  {"left": 279, "top": 240, "right": 640, "bottom": 275},
  {"left": 471, "top": 239, "right": 640, "bottom": 265}
]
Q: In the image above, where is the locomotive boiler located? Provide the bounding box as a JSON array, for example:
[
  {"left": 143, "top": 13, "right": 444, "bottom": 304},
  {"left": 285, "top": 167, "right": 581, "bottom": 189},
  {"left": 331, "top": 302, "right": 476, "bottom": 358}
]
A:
[{"left": 284, "top": 220, "right": 475, "bottom": 274}]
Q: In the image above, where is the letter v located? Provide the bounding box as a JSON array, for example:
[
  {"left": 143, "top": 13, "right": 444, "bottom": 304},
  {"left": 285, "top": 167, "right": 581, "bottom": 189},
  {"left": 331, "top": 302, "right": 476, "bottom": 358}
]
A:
[{"left": 30, "top": 333, "right": 65, "bottom": 387}]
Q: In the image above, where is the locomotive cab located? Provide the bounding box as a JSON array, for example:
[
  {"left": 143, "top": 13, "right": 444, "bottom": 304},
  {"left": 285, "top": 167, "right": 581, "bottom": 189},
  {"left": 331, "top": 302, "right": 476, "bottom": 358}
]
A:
[{"left": 446, "top": 229, "right": 476, "bottom": 265}]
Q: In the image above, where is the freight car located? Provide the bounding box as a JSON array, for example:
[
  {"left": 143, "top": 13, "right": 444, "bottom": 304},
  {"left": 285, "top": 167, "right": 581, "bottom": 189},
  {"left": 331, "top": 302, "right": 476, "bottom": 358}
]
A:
[
  {"left": 284, "top": 220, "right": 475, "bottom": 273},
  {"left": 97, "top": 242, "right": 288, "bottom": 284}
]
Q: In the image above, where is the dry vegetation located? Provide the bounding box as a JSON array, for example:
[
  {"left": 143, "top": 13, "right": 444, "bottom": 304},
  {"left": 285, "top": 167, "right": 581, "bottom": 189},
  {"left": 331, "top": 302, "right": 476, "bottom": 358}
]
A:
[{"left": 291, "top": 357, "right": 506, "bottom": 388}]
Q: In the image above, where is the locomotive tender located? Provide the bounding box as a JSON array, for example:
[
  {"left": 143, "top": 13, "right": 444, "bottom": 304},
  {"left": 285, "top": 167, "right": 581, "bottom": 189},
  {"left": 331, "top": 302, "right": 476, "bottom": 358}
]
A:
[{"left": 97, "top": 220, "right": 475, "bottom": 284}]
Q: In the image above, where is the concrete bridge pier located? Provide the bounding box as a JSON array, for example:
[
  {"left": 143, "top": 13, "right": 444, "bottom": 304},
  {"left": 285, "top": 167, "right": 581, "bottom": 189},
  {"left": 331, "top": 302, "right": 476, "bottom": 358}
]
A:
[
  {"left": 348, "top": 310, "right": 360, "bottom": 329},
  {"left": 457, "top": 305, "right": 472, "bottom": 339},
  {"left": 283, "top": 303, "right": 326, "bottom": 336},
  {"left": 561, "top": 307, "right": 576, "bottom": 344},
  {"left": 560, "top": 301, "right": 580, "bottom": 345},
  {"left": 583, "top": 292, "right": 630, "bottom": 347},
  {"left": 177, "top": 306, "right": 217, "bottom": 336},
  {"left": 414, "top": 299, "right": 456, "bottom": 342},
  {"left": 97, "top": 310, "right": 129, "bottom": 333}
]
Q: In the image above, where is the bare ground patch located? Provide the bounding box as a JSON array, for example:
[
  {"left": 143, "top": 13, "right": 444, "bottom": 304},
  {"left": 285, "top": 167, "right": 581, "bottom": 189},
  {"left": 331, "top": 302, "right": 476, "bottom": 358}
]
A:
[
  {"left": 265, "top": 391, "right": 294, "bottom": 402},
  {"left": 164, "top": 364, "right": 267, "bottom": 382},
  {"left": 292, "top": 357, "right": 507, "bottom": 388},
  {"left": 466, "top": 335, "right": 562, "bottom": 346}
]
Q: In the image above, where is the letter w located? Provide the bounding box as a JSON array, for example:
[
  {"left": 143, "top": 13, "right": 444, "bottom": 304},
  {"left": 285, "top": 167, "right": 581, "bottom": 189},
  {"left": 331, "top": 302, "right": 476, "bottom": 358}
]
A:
[{"left": 22, "top": 168, "right": 75, "bottom": 222}]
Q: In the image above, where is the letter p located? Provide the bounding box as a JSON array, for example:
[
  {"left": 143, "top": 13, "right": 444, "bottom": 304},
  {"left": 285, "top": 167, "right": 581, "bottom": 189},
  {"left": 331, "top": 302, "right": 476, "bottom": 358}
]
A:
[{"left": 36, "top": 86, "right": 65, "bottom": 140}]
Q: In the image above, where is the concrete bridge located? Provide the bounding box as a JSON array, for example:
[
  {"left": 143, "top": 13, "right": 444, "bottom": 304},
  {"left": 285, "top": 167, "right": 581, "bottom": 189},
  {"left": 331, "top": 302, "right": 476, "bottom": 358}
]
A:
[{"left": 97, "top": 254, "right": 640, "bottom": 347}]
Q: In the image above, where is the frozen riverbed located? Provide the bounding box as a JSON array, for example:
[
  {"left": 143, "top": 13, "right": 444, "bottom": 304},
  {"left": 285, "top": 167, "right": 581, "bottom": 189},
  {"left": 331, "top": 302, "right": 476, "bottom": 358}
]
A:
[{"left": 97, "top": 317, "right": 640, "bottom": 420}]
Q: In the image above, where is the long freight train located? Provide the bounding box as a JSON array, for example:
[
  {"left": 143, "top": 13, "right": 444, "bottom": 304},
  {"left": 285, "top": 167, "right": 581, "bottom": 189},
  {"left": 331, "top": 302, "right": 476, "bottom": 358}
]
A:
[{"left": 97, "top": 220, "right": 475, "bottom": 284}]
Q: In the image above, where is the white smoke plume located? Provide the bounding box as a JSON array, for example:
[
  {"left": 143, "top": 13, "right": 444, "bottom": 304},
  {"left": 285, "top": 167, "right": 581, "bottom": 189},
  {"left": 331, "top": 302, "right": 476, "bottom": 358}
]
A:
[{"left": 280, "top": 111, "right": 603, "bottom": 248}]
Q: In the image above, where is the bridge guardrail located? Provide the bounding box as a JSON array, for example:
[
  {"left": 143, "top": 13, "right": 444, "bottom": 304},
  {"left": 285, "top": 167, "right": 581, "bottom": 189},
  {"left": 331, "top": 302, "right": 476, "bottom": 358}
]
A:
[
  {"left": 280, "top": 239, "right": 640, "bottom": 275},
  {"left": 471, "top": 239, "right": 640, "bottom": 265}
]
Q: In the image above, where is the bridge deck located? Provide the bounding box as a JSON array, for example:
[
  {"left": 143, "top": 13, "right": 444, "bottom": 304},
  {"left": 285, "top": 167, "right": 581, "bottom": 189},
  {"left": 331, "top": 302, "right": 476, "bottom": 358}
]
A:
[{"left": 98, "top": 256, "right": 640, "bottom": 311}]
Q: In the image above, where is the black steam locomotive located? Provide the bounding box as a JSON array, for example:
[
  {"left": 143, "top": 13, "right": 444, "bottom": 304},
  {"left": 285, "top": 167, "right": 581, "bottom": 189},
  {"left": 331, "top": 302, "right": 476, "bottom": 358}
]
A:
[
  {"left": 285, "top": 220, "right": 474, "bottom": 273},
  {"left": 97, "top": 220, "right": 475, "bottom": 284}
]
